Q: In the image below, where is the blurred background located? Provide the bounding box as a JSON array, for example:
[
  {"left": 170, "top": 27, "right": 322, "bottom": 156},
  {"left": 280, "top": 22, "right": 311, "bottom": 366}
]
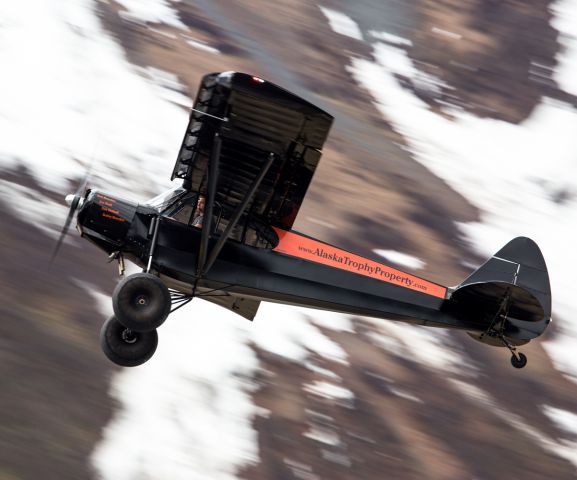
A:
[{"left": 1, "top": 0, "right": 577, "bottom": 479}]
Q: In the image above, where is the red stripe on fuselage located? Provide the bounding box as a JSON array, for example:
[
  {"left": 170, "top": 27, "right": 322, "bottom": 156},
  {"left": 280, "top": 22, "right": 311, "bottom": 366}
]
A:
[{"left": 272, "top": 228, "right": 447, "bottom": 299}]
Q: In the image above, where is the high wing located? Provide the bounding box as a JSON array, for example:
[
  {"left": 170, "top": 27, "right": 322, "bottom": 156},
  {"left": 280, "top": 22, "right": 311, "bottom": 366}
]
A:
[{"left": 171, "top": 72, "right": 333, "bottom": 247}]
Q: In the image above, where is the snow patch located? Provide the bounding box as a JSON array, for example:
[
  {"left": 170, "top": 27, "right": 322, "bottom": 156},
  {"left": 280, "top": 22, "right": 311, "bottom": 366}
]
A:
[
  {"left": 304, "top": 307, "right": 355, "bottom": 333},
  {"left": 115, "top": 0, "right": 188, "bottom": 30},
  {"left": 0, "top": 180, "right": 70, "bottom": 241},
  {"left": 551, "top": 0, "right": 577, "bottom": 96},
  {"left": 251, "top": 303, "right": 350, "bottom": 364},
  {"left": 304, "top": 380, "right": 355, "bottom": 406},
  {"left": 543, "top": 405, "right": 577, "bottom": 438},
  {"left": 389, "top": 386, "right": 423, "bottom": 403},
  {"left": 87, "top": 289, "right": 354, "bottom": 478},
  {"left": 137, "top": 66, "right": 192, "bottom": 108},
  {"left": 349, "top": 37, "right": 577, "bottom": 383},
  {"left": 431, "top": 27, "right": 462, "bottom": 40},
  {"left": 319, "top": 7, "right": 363, "bottom": 41},
  {"left": 304, "top": 360, "right": 341, "bottom": 380},
  {"left": 304, "top": 426, "right": 341, "bottom": 446},
  {"left": 0, "top": 0, "right": 185, "bottom": 200},
  {"left": 368, "top": 319, "right": 475, "bottom": 375},
  {"left": 373, "top": 249, "right": 425, "bottom": 270},
  {"left": 186, "top": 39, "right": 220, "bottom": 55},
  {"left": 369, "top": 30, "right": 412, "bottom": 47},
  {"left": 91, "top": 300, "right": 261, "bottom": 480}
]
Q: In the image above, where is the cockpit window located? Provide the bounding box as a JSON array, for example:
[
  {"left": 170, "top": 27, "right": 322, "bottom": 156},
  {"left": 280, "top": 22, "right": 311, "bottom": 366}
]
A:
[{"left": 146, "top": 187, "right": 186, "bottom": 212}]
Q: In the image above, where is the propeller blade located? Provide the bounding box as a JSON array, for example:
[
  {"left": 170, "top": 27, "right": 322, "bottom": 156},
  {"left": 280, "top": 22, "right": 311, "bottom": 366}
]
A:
[
  {"left": 76, "top": 165, "right": 92, "bottom": 197},
  {"left": 49, "top": 198, "right": 78, "bottom": 268},
  {"left": 48, "top": 156, "right": 95, "bottom": 269}
]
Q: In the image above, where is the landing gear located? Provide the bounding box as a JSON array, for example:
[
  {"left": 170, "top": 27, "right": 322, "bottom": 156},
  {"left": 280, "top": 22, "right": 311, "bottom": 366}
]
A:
[
  {"left": 510, "top": 352, "right": 528, "bottom": 369},
  {"left": 474, "top": 288, "right": 529, "bottom": 369},
  {"left": 100, "top": 316, "right": 158, "bottom": 367},
  {"left": 112, "top": 273, "right": 171, "bottom": 332},
  {"left": 499, "top": 336, "right": 528, "bottom": 369}
]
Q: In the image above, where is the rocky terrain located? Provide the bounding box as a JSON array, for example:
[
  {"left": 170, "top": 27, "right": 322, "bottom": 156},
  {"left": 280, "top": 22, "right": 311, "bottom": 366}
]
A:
[{"left": 1, "top": 1, "right": 577, "bottom": 479}]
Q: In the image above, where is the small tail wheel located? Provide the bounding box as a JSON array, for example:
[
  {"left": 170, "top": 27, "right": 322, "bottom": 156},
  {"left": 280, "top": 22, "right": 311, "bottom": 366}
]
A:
[
  {"left": 511, "top": 352, "right": 528, "bottom": 369},
  {"left": 112, "top": 273, "right": 171, "bottom": 332},
  {"left": 100, "top": 316, "right": 158, "bottom": 367}
]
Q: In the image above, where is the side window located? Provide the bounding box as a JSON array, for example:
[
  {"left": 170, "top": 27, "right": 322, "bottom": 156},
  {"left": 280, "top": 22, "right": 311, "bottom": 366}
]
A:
[
  {"left": 172, "top": 202, "right": 196, "bottom": 224},
  {"left": 165, "top": 194, "right": 198, "bottom": 226},
  {"left": 167, "top": 194, "right": 221, "bottom": 231}
]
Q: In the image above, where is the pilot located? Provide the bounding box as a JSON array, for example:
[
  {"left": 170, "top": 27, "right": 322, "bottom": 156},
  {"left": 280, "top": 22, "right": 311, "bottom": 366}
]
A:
[{"left": 192, "top": 195, "right": 205, "bottom": 227}]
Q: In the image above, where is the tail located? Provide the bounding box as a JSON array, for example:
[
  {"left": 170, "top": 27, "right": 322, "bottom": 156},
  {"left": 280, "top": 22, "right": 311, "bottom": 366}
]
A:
[{"left": 449, "top": 237, "right": 552, "bottom": 344}]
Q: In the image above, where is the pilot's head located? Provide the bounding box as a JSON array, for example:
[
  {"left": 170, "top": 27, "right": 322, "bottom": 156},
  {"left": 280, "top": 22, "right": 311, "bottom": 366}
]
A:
[{"left": 197, "top": 196, "right": 205, "bottom": 213}]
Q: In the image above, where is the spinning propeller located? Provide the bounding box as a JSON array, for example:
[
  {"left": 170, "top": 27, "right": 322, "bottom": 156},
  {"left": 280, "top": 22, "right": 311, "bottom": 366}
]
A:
[{"left": 49, "top": 168, "right": 91, "bottom": 267}]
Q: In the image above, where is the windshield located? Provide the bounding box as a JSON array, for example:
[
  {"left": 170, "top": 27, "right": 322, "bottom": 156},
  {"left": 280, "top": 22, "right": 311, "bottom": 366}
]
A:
[{"left": 146, "top": 186, "right": 186, "bottom": 212}]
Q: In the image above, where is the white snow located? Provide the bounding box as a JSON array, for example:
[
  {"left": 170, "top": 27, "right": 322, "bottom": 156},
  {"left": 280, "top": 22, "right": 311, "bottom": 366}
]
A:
[
  {"left": 368, "top": 30, "right": 412, "bottom": 47},
  {"left": 0, "top": 0, "right": 183, "bottom": 202},
  {"left": 115, "top": 0, "right": 188, "bottom": 30},
  {"left": 431, "top": 27, "right": 462, "bottom": 40},
  {"left": 319, "top": 7, "right": 363, "bottom": 41},
  {"left": 543, "top": 405, "right": 577, "bottom": 437},
  {"left": 348, "top": 28, "right": 577, "bottom": 383},
  {"left": 137, "top": 66, "right": 192, "bottom": 108},
  {"left": 304, "top": 426, "right": 341, "bottom": 446},
  {"left": 371, "top": 320, "right": 474, "bottom": 375},
  {"left": 304, "top": 380, "right": 355, "bottom": 406},
  {"left": 301, "top": 306, "right": 355, "bottom": 333},
  {"left": 250, "top": 303, "right": 350, "bottom": 365},
  {"left": 366, "top": 330, "right": 404, "bottom": 356},
  {"left": 0, "top": 180, "right": 69, "bottom": 241},
  {"left": 304, "top": 360, "right": 342, "bottom": 380},
  {"left": 373, "top": 249, "right": 425, "bottom": 270},
  {"left": 186, "top": 39, "right": 221, "bottom": 55},
  {"left": 551, "top": 0, "right": 577, "bottom": 96},
  {"left": 91, "top": 298, "right": 261, "bottom": 480},
  {"left": 388, "top": 386, "right": 423, "bottom": 403},
  {"left": 88, "top": 297, "right": 354, "bottom": 479}
]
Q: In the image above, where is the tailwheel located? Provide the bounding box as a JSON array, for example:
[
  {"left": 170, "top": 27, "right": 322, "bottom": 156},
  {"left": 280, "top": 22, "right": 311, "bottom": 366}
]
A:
[
  {"left": 498, "top": 335, "right": 528, "bottom": 369},
  {"left": 100, "top": 316, "right": 158, "bottom": 367},
  {"left": 510, "top": 352, "right": 528, "bottom": 369},
  {"left": 112, "top": 273, "right": 171, "bottom": 332}
]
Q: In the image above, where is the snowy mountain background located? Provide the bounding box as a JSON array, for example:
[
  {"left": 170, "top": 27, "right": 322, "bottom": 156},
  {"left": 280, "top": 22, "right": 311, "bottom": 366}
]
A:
[{"left": 1, "top": 1, "right": 577, "bottom": 479}]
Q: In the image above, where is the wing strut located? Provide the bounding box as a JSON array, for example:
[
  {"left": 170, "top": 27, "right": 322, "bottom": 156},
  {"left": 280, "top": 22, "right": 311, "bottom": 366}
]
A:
[
  {"left": 201, "top": 152, "right": 275, "bottom": 275},
  {"left": 196, "top": 134, "right": 221, "bottom": 276}
]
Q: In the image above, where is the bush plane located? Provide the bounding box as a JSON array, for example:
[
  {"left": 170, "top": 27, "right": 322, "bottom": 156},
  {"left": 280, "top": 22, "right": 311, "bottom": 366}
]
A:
[{"left": 52, "top": 72, "right": 552, "bottom": 368}]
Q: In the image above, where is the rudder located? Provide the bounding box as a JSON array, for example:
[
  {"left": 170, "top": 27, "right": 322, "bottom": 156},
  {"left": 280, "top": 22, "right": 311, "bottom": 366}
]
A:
[{"left": 449, "top": 237, "right": 551, "bottom": 342}]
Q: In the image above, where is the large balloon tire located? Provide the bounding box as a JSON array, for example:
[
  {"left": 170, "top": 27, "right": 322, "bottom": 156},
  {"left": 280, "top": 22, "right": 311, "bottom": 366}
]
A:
[
  {"left": 112, "top": 273, "right": 171, "bottom": 332},
  {"left": 100, "top": 316, "right": 158, "bottom": 367}
]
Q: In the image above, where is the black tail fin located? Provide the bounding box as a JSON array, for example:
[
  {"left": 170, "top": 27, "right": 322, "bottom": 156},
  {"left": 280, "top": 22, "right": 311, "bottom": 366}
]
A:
[{"left": 450, "top": 237, "right": 551, "bottom": 341}]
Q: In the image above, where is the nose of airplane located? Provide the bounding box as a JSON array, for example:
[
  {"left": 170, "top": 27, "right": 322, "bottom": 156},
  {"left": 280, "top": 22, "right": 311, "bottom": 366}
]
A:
[
  {"left": 65, "top": 193, "right": 84, "bottom": 210},
  {"left": 76, "top": 190, "right": 138, "bottom": 247}
]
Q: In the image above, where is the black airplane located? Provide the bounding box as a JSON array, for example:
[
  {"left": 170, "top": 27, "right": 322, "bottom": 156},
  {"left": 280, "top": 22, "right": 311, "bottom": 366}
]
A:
[{"left": 52, "top": 71, "right": 552, "bottom": 368}]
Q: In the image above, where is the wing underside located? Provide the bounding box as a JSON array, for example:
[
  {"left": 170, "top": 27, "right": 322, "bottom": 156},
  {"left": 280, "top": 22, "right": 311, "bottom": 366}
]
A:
[{"left": 172, "top": 72, "right": 333, "bottom": 247}]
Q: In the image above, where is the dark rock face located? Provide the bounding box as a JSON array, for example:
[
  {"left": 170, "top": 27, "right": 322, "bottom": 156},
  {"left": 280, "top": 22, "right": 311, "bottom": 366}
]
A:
[
  {"left": 0, "top": 174, "right": 115, "bottom": 480},
  {"left": 409, "top": 0, "right": 565, "bottom": 122}
]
